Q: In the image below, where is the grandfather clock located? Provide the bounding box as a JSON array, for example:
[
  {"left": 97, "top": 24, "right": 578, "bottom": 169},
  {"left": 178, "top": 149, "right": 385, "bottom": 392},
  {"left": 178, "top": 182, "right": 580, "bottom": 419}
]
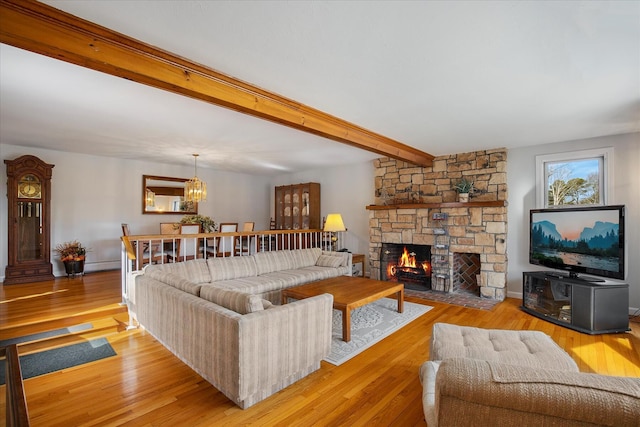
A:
[{"left": 4, "top": 155, "right": 55, "bottom": 284}]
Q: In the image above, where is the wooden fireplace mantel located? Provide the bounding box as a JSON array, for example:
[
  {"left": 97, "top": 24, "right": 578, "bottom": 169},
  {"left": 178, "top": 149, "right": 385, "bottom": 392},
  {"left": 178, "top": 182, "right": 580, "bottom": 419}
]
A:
[{"left": 365, "top": 201, "right": 507, "bottom": 210}]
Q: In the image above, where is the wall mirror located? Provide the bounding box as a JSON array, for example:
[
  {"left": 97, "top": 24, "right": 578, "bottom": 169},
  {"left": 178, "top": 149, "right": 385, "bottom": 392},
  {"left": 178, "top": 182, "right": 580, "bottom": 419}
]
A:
[{"left": 142, "top": 175, "right": 197, "bottom": 215}]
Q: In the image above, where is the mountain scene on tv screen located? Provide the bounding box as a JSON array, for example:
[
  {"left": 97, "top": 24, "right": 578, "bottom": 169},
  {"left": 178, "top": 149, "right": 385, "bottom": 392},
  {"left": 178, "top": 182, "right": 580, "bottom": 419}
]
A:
[{"left": 531, "top": 215, "right": 620, "bottom": 272}]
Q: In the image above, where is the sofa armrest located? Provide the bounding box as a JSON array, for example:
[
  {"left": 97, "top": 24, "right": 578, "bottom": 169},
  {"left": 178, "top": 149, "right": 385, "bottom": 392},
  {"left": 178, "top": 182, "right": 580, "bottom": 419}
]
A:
[
  {"left": 434, "top": 358, "right": 640, "bottom": 427},
  {"left": 236, "top": 293, "right": 334, "bottom": 401}
]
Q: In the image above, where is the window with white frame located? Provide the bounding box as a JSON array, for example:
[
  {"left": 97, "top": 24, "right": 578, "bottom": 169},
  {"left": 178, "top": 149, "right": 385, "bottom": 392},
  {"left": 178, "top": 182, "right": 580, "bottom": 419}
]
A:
[{"left": 536, "top": 148, "right": 613, "bottom": 208}]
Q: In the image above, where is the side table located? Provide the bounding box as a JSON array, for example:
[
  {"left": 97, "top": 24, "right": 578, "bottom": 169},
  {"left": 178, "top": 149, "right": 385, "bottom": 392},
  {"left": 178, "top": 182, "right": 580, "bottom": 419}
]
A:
[{"left": 352, "top": 253, "right": 365, "bottom": 277}]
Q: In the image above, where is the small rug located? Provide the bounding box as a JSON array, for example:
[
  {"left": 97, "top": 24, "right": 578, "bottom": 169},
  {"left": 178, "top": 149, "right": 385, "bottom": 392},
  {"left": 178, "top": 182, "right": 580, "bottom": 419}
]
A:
[
  {"left": 324, "top": 298, "right": 432, "bottom": 366},
  {"left": 0, "top": 323, "right": 93, "bottom": 347},
  {"left": 0, "top": 337, "right": 116, "bottom": 385}
]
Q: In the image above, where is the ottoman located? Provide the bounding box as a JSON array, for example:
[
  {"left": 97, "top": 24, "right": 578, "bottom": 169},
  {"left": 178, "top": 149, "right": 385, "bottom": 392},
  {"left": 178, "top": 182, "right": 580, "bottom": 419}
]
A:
[
  {"left": 420, "top": 323, "right": 578, "bottom": 427},
  {"left": 428, "top": 322, "right": 579, "bottom": 370},
  {"left": 419, "top": 323, "right": 640, "bottom": 427}
]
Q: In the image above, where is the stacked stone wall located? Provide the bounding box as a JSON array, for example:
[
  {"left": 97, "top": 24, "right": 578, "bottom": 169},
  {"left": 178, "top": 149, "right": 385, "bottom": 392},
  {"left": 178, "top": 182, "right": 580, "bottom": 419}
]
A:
[{"left": 369, "top": 149, "right": 508, "bottom": 301}]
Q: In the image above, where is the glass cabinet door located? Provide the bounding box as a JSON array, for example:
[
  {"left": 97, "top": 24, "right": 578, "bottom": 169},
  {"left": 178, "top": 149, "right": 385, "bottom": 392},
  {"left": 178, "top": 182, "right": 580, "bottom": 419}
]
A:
[{"left": 17, "top": 201, "right": 43, "bottom": 262}]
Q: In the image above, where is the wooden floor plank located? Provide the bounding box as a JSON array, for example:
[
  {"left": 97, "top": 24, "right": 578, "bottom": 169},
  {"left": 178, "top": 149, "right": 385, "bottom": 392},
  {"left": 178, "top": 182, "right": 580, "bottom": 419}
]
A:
[{"left": 1, "top": 270, "right": 639, "bottom": 426}]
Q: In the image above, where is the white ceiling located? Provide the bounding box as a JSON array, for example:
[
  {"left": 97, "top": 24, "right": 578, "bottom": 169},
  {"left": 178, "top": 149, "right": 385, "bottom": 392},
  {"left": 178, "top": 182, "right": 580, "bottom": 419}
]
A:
[{"left": 1, "top": 1, "right": 638, "bottom": 175}]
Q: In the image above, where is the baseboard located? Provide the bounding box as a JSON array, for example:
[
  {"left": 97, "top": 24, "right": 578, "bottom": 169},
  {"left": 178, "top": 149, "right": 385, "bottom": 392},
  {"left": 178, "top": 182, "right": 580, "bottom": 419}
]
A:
[{"left": 53, "top": 260, "right": 120, "bottom": 278}]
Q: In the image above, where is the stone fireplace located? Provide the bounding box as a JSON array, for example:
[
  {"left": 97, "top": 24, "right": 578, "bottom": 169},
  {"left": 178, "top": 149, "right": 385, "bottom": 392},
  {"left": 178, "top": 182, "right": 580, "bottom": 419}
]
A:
[{"left": 367, "top": 149, "right": 508, "bottom": 301}]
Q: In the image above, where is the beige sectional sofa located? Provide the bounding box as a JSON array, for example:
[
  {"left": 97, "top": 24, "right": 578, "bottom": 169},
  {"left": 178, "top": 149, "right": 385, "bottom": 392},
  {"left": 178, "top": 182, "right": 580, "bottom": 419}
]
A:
[
  {"left": 131, "top": 248, "right": 352, "bottom": 409},
  {"left": 420, "top": 323, "right": 640, "bottom": 426}
]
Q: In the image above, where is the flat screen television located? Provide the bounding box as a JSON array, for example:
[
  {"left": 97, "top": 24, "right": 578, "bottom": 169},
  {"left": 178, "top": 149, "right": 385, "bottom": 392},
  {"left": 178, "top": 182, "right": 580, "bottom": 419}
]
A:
[{"left": 529, "top": 205, "right": 625, "bottom": 281}]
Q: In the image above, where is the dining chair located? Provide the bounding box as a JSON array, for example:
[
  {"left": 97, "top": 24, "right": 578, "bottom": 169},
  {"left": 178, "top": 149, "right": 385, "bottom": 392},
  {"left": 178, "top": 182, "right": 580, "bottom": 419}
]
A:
[
  {"left": 200, "top": 233, "right": 217, "bottom": 259},
  {"left": 235, "top": 222, "right": 255, "bottom": 256},
  {"left": 172, "top": 224, "right": 200, "bottom": 262},
  {"left": 160, "top": 222, "right": 180, "bottom": 235},
  {"left": 215, "top": 223, "right": 238, "bottom": 257},
  {"left": 122, "top": 223, "right": 162, "bottom": 266},
  {"left": 121, "top": 223, "right": 139, "bottom": 265},
  {"left": 158, "top": 222, "right": 181, "bottom": 262}
]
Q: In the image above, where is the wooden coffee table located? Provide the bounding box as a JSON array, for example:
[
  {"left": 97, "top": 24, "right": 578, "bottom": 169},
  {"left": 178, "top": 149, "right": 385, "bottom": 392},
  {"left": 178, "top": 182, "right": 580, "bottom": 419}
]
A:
[{"left": 282, "top": 276, "right": 404, "bottom": 342}]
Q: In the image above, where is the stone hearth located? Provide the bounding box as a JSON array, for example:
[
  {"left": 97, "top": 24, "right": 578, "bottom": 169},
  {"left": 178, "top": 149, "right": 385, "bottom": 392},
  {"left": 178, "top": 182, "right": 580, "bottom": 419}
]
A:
[{"left": 367, "top": 149, "right": 508, "bottom": 301}]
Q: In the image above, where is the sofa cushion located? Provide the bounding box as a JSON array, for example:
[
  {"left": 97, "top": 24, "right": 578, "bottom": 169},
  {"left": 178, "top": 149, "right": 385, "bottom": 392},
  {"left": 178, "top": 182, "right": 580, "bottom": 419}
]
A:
[
  {"left": 282, "top": 266, "right": 342, "bottom": 284},
  {"left": 207, "top": 256, "right": 258, "bottom": 281},
  {"left": 199, "top": 287, "right": 265, "bottom": 314},
  {"left": 489, "top": 360, "right": 640, "bottom": 399},
  {"left": 315, "top": 254, "right": 344, "bottom": 268},
  {"left": 289, "top": 248, "right": 322, "bottom": 268},
  {"left": 143, "top": 270, "right": 201, "bottom": 296},
  {"left": 211, "top": 275, "right": 290, "bottom": 295},
  {"left": 144, "top": 259, "right": 211, "bottom": 284},
  {"left": 253, "top": 250, "right": 295, "bottom": 275},
  {"left": 433, "top": 358, "right": 640, "bottom": 427},
  {"left": 321, "top": 250, "right": 349, "bottom": 267}
]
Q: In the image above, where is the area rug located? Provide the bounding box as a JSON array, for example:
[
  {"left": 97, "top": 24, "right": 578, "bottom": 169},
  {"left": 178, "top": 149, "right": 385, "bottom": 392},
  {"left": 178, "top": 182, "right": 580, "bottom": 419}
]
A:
[
  {"left": 0, "top": 323, "right": 93, "bottom": 347},
  {"left": 324, "top": 298, "right": 432, "bottom": 366},
  {"left": 0, "top": 337, "right": 116, "bottom": 385}
]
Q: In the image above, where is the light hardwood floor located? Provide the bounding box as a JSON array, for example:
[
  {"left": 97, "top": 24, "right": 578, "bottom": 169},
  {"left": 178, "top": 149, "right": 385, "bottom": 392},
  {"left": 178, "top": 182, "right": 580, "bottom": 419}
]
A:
[{"left": 1, "top": 270, "right": 639, "bottom": 426}]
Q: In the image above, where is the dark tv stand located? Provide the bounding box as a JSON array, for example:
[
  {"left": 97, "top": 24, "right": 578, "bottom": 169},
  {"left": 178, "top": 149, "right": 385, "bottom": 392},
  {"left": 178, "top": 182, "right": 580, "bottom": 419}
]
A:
[
  {"left": 522, "top": 271, "right": 629, "bottom": 334},
  {"left": 545, "top": 271, "right": 606, "bottom": 283},
  {"left": 567, "top": 271, "right": 606, "bottom": 283}
]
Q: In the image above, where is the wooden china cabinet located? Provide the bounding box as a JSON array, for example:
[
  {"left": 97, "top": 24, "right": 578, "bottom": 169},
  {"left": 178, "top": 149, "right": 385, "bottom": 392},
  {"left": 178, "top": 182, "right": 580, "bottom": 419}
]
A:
[
  {"left": 4, "top": 155, "right": 55, "bottom": 284},
  {"left": 274, "top": 183, "right": 320, "bottom": 230}
]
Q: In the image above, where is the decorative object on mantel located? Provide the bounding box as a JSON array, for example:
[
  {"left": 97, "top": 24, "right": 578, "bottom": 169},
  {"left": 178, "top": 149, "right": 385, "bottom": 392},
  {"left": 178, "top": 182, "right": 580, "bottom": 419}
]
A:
[
  {"left": 452, "top": 178, "right": 475, "bottom": 203},
  {"left": 365, "top": 201, "right": 508, "bottom": 210},
  {"left": 185, "top": 154, "right": 207, "bottom": 203},
  {"left": 178, "top": 214, "right": 217, "bottom": 232},
  {"left": 379, "top": 187, "right": 391, "bottom": 205},
  {"left": 54, "top": 240, "right": 88, "bottom": 277},
  {"left": 323, "top": 213, "right": 347, "bottom": 251}
]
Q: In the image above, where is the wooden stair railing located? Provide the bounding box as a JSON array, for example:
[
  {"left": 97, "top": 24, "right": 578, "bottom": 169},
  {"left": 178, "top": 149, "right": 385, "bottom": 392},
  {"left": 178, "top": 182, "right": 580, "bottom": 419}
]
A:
[{"left": 2, "top": 344, "right": 30, "bottom": 427}]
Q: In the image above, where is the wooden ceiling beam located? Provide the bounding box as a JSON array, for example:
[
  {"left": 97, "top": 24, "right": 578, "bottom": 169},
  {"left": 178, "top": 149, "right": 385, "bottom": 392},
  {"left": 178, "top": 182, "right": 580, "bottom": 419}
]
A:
[{"left": 0, "top": 0, "right": 434, "bottom": 167}]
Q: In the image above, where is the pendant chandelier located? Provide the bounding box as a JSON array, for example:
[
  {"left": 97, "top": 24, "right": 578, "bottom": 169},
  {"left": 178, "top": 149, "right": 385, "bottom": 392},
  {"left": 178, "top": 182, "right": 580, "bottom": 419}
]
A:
[
  {"left": 185, "top": 154, "right": 207, "bottom": 203},
  {"left": 145, "top": 189, "right": 155, "bottom": 207}
]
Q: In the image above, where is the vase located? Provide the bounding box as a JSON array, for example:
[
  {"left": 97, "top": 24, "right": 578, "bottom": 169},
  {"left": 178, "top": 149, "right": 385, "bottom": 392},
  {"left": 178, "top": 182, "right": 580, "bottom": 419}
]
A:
[
  {"left": 64, "top": 260, "right": 85, "bottom": 277},
  {"left": 458, "top": 193, "right": 469, "bottom": 203}
]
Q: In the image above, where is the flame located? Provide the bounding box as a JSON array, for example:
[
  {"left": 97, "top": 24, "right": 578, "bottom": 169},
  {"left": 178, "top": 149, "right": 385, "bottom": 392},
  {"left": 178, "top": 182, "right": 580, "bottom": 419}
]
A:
[
  {"left": 387, "top": 247, "right": 431, "bottom": 278},
  {"left": 421, "top": 260, "right": 431, "bottom": 275},
  {"left": 399, "top": 247, "right": 417, "bottom": 268}
]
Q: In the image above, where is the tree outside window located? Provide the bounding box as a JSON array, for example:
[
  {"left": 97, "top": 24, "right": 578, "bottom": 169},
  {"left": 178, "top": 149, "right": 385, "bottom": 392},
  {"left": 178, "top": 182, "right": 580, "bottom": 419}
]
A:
[
  {"left": 536, "top": 148, "right": 613, "bottom": 208},
  {"left": 546, "top": 158, "right": 601, "bottom": 206}
]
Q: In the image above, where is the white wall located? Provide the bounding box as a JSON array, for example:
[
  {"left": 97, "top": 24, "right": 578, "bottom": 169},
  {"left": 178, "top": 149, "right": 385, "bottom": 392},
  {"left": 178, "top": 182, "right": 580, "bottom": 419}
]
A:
[
  {"left": 507, "top": 133, "right": 640, "bottom": 312},
  {"left": 269, "top": 161, "right": 376, "bottom": 256},
  {"left": 0, "top": 144, "right": 270, "bottom": 278}
]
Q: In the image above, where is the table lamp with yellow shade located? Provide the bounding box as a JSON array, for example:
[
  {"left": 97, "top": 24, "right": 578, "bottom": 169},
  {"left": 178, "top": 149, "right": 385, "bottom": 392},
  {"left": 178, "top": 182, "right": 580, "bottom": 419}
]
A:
[{"left": 323, "top": 213, "right": 347, "bottom": 252}]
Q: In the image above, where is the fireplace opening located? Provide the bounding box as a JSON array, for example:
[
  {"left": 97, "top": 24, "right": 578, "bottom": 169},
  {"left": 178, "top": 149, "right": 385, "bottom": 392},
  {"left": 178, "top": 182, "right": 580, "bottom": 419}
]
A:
[
  {"left": 453, "top": 252, "right": 481, "bottom": 295},
  {"left": 380, "top": 243, "right": 431, "bottom": 290}
]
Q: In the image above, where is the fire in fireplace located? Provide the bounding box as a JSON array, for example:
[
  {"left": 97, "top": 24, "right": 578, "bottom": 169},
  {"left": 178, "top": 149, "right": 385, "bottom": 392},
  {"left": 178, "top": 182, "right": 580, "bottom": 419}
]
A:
[{"left": 380, "top": 244, "right": 431, "bottom": 289}]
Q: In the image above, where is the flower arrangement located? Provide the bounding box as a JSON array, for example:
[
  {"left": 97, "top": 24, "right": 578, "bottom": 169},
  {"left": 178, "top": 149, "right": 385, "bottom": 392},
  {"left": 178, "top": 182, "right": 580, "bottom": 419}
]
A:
[
  {"left": 54, "top": 240, "right": 88, "bottom": 262},
  {"left": 179, "top": 214, "right": 217, "bottom": 232}
]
